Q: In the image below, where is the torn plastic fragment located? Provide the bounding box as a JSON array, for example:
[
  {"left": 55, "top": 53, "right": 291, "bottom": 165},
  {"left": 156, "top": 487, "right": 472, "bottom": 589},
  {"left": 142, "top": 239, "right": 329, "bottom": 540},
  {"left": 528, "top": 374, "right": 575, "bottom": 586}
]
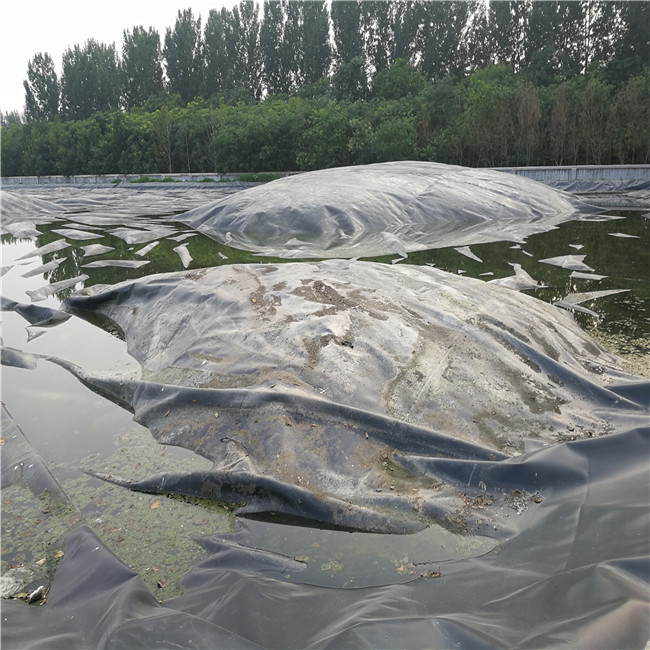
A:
[{"left": 539, "top": 255, "right": 594, "bottom": 272}]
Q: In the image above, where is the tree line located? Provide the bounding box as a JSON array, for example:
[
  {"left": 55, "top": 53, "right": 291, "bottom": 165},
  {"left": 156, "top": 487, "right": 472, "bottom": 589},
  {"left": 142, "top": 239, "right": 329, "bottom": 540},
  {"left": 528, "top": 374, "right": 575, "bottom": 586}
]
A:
[{"left": 2, "top": 1, "right": 648, "bottom": 175}]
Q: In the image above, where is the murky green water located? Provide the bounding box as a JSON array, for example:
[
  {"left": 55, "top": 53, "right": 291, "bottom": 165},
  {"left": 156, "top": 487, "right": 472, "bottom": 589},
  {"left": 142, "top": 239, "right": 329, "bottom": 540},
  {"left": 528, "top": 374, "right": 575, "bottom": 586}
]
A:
[{"left": 2, "top": 189, "right": 648, "bottom": 600}]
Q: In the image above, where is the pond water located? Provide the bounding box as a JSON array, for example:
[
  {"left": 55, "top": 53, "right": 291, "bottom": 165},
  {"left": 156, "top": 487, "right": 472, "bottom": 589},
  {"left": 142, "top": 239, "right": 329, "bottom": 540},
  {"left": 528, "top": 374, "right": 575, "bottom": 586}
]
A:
[{"left": 1, "top": 184, "right": 648, "bottom": 603}]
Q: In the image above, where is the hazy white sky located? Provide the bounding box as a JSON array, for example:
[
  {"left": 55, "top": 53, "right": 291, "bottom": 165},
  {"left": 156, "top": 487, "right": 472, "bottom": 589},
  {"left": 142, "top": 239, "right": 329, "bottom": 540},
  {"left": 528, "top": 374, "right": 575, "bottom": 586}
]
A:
[{"left": 1, "top": 0, "right": 239, "bottom": 115}]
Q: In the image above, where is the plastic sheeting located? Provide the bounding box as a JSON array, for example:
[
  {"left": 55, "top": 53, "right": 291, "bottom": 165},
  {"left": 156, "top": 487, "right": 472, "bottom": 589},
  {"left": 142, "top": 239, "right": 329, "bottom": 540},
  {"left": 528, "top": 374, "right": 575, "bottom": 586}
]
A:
[
  {"left": 1, "top": 169, "right": 648, "bottom": 649},
  {"left": 179, "top": 162, "right": 596, "bottom": 258},
  {"left": 2, "top": 259, "right": 648, "bottom": 648},
  {"left": 1, "top": 422, "right": 648, "bottom": 649},
  {"left": 56, "top": 260, "right": 648, "bottom": 526}
]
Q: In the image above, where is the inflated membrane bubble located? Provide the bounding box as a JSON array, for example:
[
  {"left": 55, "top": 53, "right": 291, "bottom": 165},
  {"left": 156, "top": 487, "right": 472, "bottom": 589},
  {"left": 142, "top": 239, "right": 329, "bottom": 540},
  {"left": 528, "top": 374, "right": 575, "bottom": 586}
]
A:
[{"left": 179, "top": 162, "right": 595, "bottom": 258}]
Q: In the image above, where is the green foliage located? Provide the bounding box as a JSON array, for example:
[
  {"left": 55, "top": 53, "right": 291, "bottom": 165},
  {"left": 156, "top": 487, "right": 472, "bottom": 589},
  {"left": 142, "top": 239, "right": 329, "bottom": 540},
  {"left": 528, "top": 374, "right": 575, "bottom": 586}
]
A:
[
  {"left": 164, "top": 9, "right": 203, "bottom": 104},
  {"left": 4, "top": 61, "right": 649, "bottom": 177},
  {"left": 331, "top": 0, "right": 364, "bottom": 64},
  {"left": 24, "top": 53, "right": 59, "bottom": 122},
  {"left": 371, "top": 59, "right": 427, "bottom": 100},
  {"left": 204, "top": 8, "right": 232, "bottom": 97},
  {"left": 331, "top": 56, "right": 368, "bottom": 102},
  {"left": 131, "top": 175, "right": 178, "bottom": 183},
  {"left": 60, "top": 40, "right": 121, "bottom": 121},
  {"left": 235, "top": 173, "right": 284, "bottom": 182},
  {"left": 122, "top": 26, "right": 164, "bottom": 109}
]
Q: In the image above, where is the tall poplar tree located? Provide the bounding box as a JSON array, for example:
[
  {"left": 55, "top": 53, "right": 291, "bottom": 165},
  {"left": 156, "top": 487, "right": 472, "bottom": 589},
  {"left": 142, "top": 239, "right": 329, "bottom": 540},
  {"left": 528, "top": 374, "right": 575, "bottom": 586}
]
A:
[
  {"left": 525, "top": 1, "right": 583, "bottom": 81},
  {"left": 222, "top": 2, "right": 262, "bottom": 100},
  {"left": 580, "top": 1, "right": 623, "bottom": 73},
  {"left": 416, "top": 1, "right": 468, "bottom": 78},
  {"left": 23, "top": 52, "right": 59, "bottom": 122},
  {"left": 164, "top": 9, "right": 203, "bottom": 104},
  {"left": 260, "top": 0, "right": 291, "bottom": 94},
  {"left": 121, "top": 26, "right": 164, "bottom": 109},
  {"left": 60, "top": 40, "right": 121, "bottom": 120},
  {"left": 204, "top": 8, "right": 231, "bottom": 96},
  {"left": 331, "top": 0, "right": 364, "bottom": 65},
  {"left": 237, "top": 1, "right": 263, "bottom": 100},
  {"left": 301, "top": 1, "right": 331, "bottom": 85},
  {"left": 609, "top": 1, "right": 650, "bottom": 81},
  {"left": 362, "top": 1, "right": 394, "bottom": 73}
]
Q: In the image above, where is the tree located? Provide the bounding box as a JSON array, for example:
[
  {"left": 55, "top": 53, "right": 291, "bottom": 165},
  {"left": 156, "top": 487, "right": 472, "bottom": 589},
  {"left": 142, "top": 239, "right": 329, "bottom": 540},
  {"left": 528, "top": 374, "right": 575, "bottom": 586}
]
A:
[
  {"left": 221, "top": 2, "right": 263, "bottom": 101},
  {"left": 260, "top": 0, "right": 291, "bottom": 94},
  {"left": 525, "top": 1, "right": 583, "bottom": 83},
  {"left": 24, "top": 53, "right": 59, "bottom": 122},
  {"left": 414, "top": 78, "right": 466, "bottom": 162},
  {"left": 164, "top": 9, "right": 203, "bottom": 104},
  {"left": 237, "top": 1, "right": 263, "bottom": 100},
  {"left": 331, "top": 0, "right": 364, "bottom": 65},
  {"left": 580, "top": 1, "right": 623, "bottom": 74},
  {"left": 297, "top": 101, "right": 358, "bottom": 169},
  {"left": 60, "top": 40, "right": 121, "bottom": 120},
  {"left": 1, "top": 110, "right": 23, "bottom": 127},
  {"left": 362, "top": 1, "right": 395, "bottom": 73},
  {"left": 608, "top": 2, "right": 650, "bottom": 81},
  {"left": 371, "top": 59, "right": 426, "bottom": 101},
  {"left": 260, "top": 1, "right": 329, "bottom": 95},
  {"left": 579, "top": 77, "right": 612, "bottom": 164},
  {"left": 155, "top": 105, "right": 174, "bottom": 172},
  {"left": 204, "top": 8, "right": 232, "bottom": 96},
  {"left": 331, "top": 56, "right": 368, "bottom": 102},
  {"left": 513, "top": 83, "right": 542, "bottom": 165},
  {"left": 413, "top": 1, "right": 467, "bottom": 79},
  {"left": 549, "top": 80, "right": 582, "bottom": 165},
  {"left": 301, "top": 1, "right": 331, "bottom": 86},
  {"left": 464, "top": 64, "right": 520, "bottom": 166},
  {"left": 458, "top": 0, "right": 494, "bottom": 72},
  {"left": 122, "top": 27, "right": 164, "bottom": 109},
  {"left": 369, "top": 114, "right": 417, "bottom": 163},
  {"left": 609, "top": 72, "right": 650, "bottom": 164},
  {"left": 486, "top": 1, "right": 531, "bottom": 71}
]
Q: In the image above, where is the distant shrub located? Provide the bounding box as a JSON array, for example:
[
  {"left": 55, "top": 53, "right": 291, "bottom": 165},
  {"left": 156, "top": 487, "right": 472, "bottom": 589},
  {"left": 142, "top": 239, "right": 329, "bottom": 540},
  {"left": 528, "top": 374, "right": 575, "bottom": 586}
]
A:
[{"left": 232, "top": 173, "right": 283, "bottom": 183}]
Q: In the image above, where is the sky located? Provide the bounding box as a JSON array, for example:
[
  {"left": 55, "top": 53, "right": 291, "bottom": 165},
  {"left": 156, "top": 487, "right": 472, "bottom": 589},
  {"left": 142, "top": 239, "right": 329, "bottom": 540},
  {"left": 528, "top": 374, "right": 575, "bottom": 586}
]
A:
[{"left": 0, "top": 0, "right": 239, "bottom": 115}]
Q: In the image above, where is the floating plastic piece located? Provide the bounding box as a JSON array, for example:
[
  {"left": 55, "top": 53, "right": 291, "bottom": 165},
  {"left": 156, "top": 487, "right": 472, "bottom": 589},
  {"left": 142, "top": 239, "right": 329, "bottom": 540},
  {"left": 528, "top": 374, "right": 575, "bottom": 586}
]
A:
[
  {"left": 558, "top": 289, "right": 631, "bottom": 306},
  {"left": 26, "top": 275, "right": 89, "bottom": 302},
  {"left": 81, "top": 244, "right": 115, "bottom": 257},
  {"left": 538, "top": 254, "right": 594, "bottom": 272},
  {"left": 82, "top": 260, "right": 150, "bottom": 269},
  {"left": 608, "top": 232, "right": 640, "bottom": 239},
  {"left": 570, "top": 271, "right": 607, "bottom": 281},
  {"left": 1, "top": 297, "right": 71, "bottom": 327},
  {"left": 173, "top": 244, "right": 193, "bottom": 268},
  {"left": 553, "top": 289, "right": 631, "bottom": 318},
  {"left": 454, "top": 246, "right": 483, "bottom": 262},
  {"left": 52, "top": 228, "right": 102, "bottom": 241},
  {"left": 576, "top": 213, "right": 626, "bottom": 222},
  {"left": 488, "top": 263, "right": 545, "bottom": 291},
  {"left": 21, "top": 258, "right": 67, "bottom": 279},
  {"left": 2, "top": 221, "right": 42, "bottom": 238},
  {"left": 16, "top": 239, "right": 70, "bottom": 261},
  {"left": 135, "top": 241, "right": 159, "bottom": 256},
  {"left": 553, "top": 301, "right": 601, "bottom": 318},
  {"left": 109, "top": 227, "right": 177, "bottom": 245},
  {"left": 169, "top": 233, "right": 197, "bottom": 242}
]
